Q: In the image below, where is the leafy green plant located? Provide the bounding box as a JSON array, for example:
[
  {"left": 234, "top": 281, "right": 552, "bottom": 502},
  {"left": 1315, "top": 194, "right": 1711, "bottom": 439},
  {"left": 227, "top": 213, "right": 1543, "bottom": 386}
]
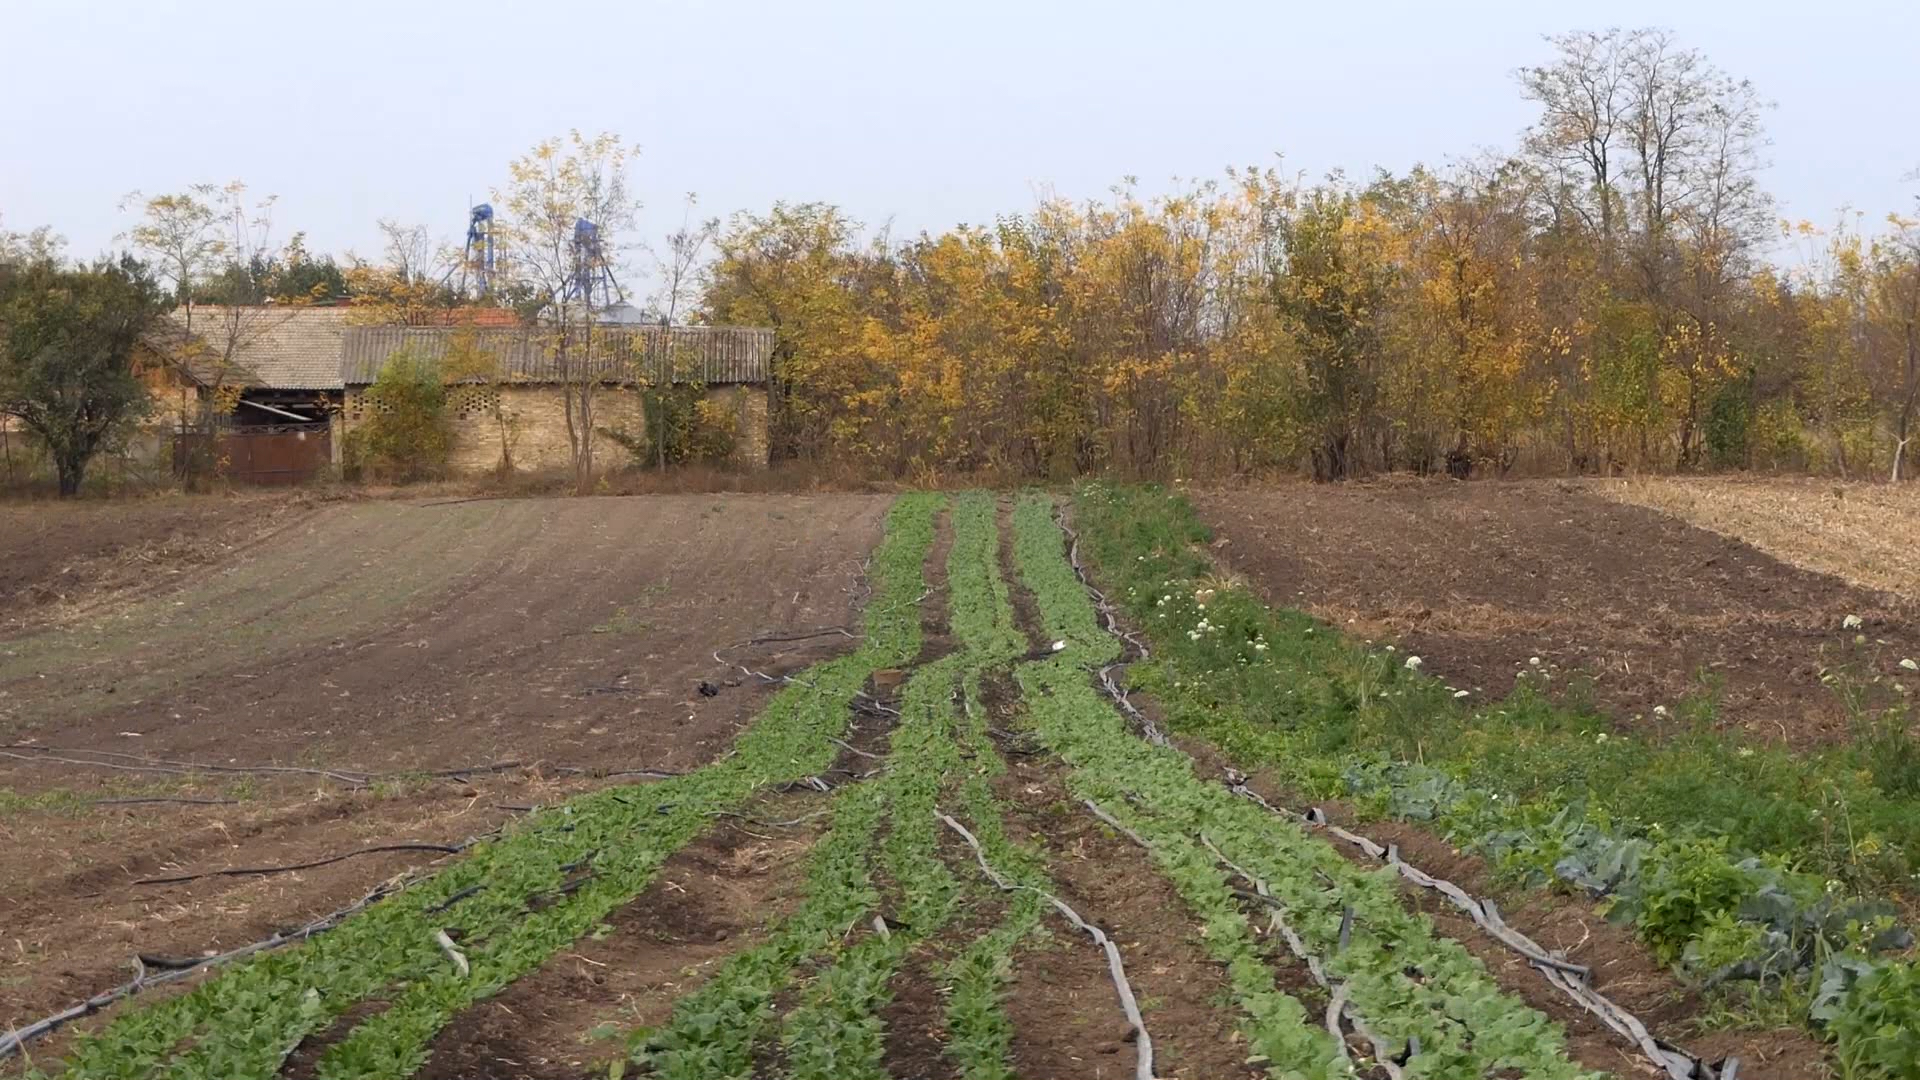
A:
[
  {"left": 1828, "top": 961, "right": 1920, "bottom": 1080},
  {"left": 1009, "top": 492, "right": 1597, "bottom": 1080},
  {"left": 1069, "top": 482, "right": 1920, "bottom": 1075},
  {"left": 344, "top": 348, "right": 453, "bottom": 482},
  {"left": 1630, "top": 839, "right": 1762, "bottom": 964},
  {"left": 38, "top": 494, "right": 942, "bottom": 1080},
  {"left": 629, "top": 492, "right": 1043, "bottom": 1079}
]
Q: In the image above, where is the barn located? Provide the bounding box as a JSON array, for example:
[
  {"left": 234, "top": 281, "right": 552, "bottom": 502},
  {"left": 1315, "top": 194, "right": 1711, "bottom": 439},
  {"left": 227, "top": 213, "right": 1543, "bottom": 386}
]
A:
[
  {"left": 337, "top": 324, "right": 774, "bottom": 473},
  {"left": 131, "top": 308, "right": 776, "bottom": 483}
]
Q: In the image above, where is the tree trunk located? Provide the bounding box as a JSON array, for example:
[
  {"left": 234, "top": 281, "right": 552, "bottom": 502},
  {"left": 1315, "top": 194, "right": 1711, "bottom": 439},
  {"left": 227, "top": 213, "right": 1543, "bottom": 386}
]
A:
[
  {"left": 1896, "top": 319, "right": 1917, "bottom": 484},
  {"left": 56, "top": 451, "right": 85, "bottom": 497}
]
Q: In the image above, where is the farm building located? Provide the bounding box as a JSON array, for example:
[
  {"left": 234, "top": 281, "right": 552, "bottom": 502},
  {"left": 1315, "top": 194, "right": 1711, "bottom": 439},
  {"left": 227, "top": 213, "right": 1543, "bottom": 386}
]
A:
[
  {"left": 338, "top": 324, "right": 774, "bottom": 473},
  {"left": 128, "top": 309, "right": 774, "bottom": 481}
]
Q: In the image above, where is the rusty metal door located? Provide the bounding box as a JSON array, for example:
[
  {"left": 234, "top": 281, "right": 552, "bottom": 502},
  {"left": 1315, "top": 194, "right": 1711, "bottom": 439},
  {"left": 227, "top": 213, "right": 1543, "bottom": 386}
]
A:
[{"left": 175, "top": 423, "right": 332, "bottom": 486}]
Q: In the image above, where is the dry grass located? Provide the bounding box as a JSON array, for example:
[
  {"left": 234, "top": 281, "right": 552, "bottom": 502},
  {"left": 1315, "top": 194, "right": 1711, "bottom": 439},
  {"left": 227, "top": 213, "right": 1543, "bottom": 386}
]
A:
[{"left": 1593, "top": 476, "right": 1920, "bottom": 600}]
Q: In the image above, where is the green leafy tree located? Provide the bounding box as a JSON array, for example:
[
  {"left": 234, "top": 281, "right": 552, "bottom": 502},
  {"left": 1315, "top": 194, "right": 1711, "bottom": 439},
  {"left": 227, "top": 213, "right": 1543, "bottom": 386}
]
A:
[{"left": 0, "top": 257, "right": 166, "bottom": 495}]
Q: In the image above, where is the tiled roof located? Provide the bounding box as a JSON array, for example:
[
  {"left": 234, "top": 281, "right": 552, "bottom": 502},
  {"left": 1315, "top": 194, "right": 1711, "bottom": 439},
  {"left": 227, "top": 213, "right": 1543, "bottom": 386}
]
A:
[{"left": 160, "top": 306, "right": 355, "bottom": 390}]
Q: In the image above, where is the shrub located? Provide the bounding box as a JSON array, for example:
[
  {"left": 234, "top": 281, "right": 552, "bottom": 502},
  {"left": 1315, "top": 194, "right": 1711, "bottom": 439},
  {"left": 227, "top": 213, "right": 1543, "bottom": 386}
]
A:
[
  {"left": 606, "top": 387, "right": 737, "bottom": 468},
  {"left": 1705, "top": 375, "right": 1753, "bottom": 470},
  {"left": 344, "top": 349, "right": 451, "bottom": 482}
]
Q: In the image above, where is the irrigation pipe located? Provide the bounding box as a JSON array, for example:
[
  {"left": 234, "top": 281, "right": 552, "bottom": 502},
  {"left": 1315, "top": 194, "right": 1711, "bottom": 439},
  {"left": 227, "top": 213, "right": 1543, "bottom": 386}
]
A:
[
  {"left": 937, "top": 810, "right": 1155, "bottom": 1080},
  {"left": 1054, "top": 508, "right": 1167, "bottom": 746},
  {"left": 1222, "top": 772, "right": 1730, "bottom": 1080},
  {"left": 133, "top": 842, "right": 467, "bottom": 887},
  {"left": 0, "top": 746, "right": 681, "bottom": 787},
  {"left": 0, "top": 867, "right": 425, "bottom": 1060},
  {"left": 0, "top": 748, "right": 368, "bottom": 786},
  {"left": 1198, "top": 832, "right": 1403, "bottom": 1079}
]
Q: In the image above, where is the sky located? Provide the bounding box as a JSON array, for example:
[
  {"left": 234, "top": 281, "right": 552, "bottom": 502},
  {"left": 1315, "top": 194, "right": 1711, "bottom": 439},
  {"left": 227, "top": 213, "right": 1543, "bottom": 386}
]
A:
[{"left": 4, "top": 0, "right": 1918, "bottom": 288}]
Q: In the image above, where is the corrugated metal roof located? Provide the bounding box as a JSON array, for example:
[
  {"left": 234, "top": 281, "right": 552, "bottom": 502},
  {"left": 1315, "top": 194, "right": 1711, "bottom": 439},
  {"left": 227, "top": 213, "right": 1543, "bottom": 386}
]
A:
[
  {"left": 339, "top": 325, "right": 774, "bottom": 386},
  {"left": 161, "top": 306, "right": 354, "bottom": 390}
]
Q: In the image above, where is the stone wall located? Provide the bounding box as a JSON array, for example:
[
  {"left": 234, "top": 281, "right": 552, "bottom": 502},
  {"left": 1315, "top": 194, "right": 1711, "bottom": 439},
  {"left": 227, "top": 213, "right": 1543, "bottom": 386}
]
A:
[
  {"left": 339, "top": 382, "right": 770, "bottom": 475},
  {"left": 710, "top": 384, "right": 772, "bottom": 470}
]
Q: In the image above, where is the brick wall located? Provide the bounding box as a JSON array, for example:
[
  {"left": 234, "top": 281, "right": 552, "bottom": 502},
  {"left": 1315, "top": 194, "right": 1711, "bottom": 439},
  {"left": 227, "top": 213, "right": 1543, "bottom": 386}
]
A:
[{"left": 340, "top": 382, "right": 770, "bottom": 474}]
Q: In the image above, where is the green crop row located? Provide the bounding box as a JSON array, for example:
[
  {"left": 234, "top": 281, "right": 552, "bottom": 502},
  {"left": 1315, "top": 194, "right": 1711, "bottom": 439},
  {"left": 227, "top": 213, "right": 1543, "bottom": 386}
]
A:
[
  {"left": 629, "top": 492, "right": 1046, "bottom": 1079},
  {"left": 1009, "top": 493, "right": 1599, "bottom": 1080},
  {"left": 938, "top": 496, "right": 1055, "bottom": 1080},
  {"left": 37, "top": 493, "right": 943, "bottom": 1080},
  {"left": 1069, "top": 481, "right": 1920, "bottom": 1078}
]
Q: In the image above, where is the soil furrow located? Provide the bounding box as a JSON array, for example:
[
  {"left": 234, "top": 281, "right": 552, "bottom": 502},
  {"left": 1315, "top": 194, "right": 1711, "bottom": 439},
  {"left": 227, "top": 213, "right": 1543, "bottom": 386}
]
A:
[{"left": 415, "top": 814, "right": 819, "bottom": 1080}]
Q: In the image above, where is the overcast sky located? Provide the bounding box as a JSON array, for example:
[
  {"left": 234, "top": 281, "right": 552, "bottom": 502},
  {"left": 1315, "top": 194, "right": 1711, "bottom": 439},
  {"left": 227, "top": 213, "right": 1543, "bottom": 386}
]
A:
[{"left": 4, "top": 0, "right": 1917, "bottom": 282}]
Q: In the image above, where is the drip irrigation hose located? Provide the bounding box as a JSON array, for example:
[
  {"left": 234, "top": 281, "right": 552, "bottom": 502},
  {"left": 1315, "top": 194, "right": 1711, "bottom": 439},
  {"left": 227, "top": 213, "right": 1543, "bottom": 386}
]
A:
[
  {"left": 938, "top": 810, "right": 1155, "bottom": 1080},
  {"left": 1223, "top": 771, "right": 1734, "bottom": 1080}
]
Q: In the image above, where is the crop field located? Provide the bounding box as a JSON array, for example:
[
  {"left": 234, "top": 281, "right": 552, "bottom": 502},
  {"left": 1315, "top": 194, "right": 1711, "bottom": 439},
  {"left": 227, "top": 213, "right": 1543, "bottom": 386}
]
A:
[{"left": 2, "top": 484, "right": 1915, "bottom": 1079}]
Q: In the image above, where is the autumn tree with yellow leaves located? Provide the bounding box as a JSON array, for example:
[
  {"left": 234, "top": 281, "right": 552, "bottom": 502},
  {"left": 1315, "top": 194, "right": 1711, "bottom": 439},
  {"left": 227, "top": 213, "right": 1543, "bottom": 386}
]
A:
[{"left": 681, "top": 28, "right": 1920, "bottom": 483}]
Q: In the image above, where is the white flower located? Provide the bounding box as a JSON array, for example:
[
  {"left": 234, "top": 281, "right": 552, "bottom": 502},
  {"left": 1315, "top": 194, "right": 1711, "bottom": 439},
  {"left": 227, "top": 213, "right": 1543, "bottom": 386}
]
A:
[
  {"left": 1653, "top": 705, "right": 1669, "bottom": 718},
  {"left": 1453, "top": 689, "right": 1470, "bottom": 699},
  {"left": 1901, "top": 658, "right": 1918, "bottom": 672},
  {"left": 1595, "top": 732, "right": 1609, "bottom": 743},
  {"left": 1528, "top": 656, "right": 1542, "bottom": 667},
  {"left": 1844, "top": 614, "right": 1864, "bottom": 630},
  {"left": 1403, "top": 655, "right": 1423, "bottom": 671},
  {"left": 1254, "top": 642, "right": 1269, "bottom": 652},
  {"left": 1051, "top": 640, "right": 1067, "bottom": 652},
  {"left": 1188, "top": 631, "right": 1202, "bottom": 641},
  {"left": 1738, "top": 747, "right": 1755, "bottom": 758},
  {"left": 1385, "top": 644, "right": 1396, "bottom": 652}
]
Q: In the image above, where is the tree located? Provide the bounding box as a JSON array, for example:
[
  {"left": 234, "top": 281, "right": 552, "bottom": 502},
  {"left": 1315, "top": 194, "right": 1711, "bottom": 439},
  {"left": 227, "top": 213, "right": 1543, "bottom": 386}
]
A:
[
  {"left": 1871, "top": 217, "right": 1920, "bottom": 481},
  {"left": 375, "top": 219, "right": 451, "bottom": 288},
  {"left": 0, "top": 258, "right": 166, "bottom": 495},
  {"left": 641, "top": 194, "right": 719, "bottom": 470},
  {"left": 703, "top": 202, "right": 873, "bottom": 461},
  {"left": 1, "top": 215, "right": 66, "bottom": 266},
  {"left": 121, "top": 185, "right": 223, "bottom": 320},
  {"left": 1519, "top": 29, "right": 1635, "bottom": 261},
  {"left": 123, "top": 182, "right": 289, "bottom": 443},
  {"left": 494, "top": 131, "right": 641, "bottom": 491},
  {"left": 122, "top": 182, "right": 277, "bottom": 326},
  {"left": 1272, "top": 185, "right": 1393, "bottom": 480}
]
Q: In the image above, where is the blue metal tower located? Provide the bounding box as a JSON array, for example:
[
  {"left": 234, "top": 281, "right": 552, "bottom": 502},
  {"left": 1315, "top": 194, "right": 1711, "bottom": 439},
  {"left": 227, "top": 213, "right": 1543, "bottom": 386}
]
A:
[
  {"left": 564, "top": 218, "right": 622, "bottom": 310},
  {"left": 460, "top": 203, "right": 495, "bottom": 297}
]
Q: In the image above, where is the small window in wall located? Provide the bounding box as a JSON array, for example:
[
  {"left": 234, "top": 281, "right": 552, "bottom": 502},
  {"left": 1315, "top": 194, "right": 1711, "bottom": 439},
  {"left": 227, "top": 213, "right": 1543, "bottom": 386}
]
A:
[{"left": 448, "top": 387, "right": 501, "bottom": 418}]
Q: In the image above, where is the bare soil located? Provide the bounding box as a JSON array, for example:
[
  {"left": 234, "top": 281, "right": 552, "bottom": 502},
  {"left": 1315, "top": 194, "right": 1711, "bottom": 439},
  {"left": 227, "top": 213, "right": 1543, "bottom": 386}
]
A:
[
  {"left": 993, "top": 756, "right": 1263, "bottom": 1080},
  {"left": 1192, "top": 479, "right": 1920, "bottom": 745},
  {"left": 415, "top": 810, "right": 820, "bottom": 1080},
  {"left": 0, "top": 492, "right": 316, "bottom": 631},
  {"left": 0, "top": 493, "right": 890, "bottom": 1031}
]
